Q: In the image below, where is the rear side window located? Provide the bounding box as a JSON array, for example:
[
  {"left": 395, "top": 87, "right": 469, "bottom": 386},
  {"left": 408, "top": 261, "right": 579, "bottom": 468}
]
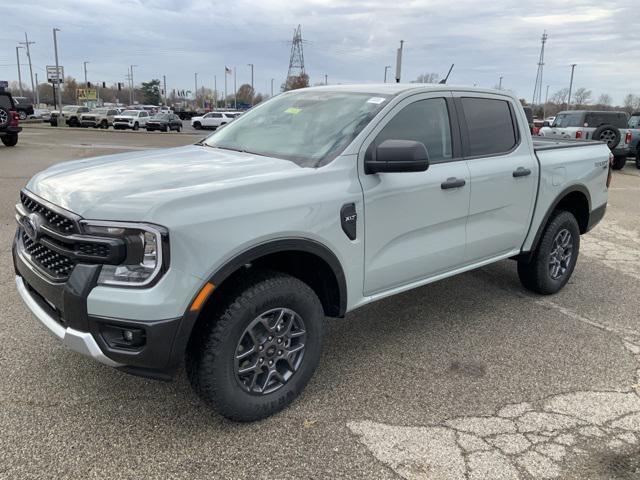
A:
[
  {"left": 584, "top": 112, "right": 627, "bottom": 128},
  {"left": 0, "top": 95, "right": 12, "bottom": 109},
  {"left": 629, "top": 116, "right": 640, "bottom": 129},
  {"left": 375, "top": 98, "right": 452, "bottom": 162},
  {"left": 461, "top": 97, "right": 517, "bottom": 156}
]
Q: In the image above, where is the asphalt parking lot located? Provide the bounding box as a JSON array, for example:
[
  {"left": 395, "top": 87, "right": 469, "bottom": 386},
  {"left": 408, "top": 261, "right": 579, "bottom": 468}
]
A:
[{"left": 1, "top": 126, "right": 640, "bottom": 480}]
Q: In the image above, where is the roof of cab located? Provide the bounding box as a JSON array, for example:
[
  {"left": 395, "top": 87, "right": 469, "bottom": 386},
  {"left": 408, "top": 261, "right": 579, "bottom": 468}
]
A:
[{"left": 299, "top": 83, "right": 513, "bottom": 98}]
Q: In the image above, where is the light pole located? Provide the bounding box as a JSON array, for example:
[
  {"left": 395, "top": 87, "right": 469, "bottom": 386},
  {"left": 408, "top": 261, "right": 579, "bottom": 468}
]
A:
[
  {"left": 324, "top": 74, "right": 328, "bottom": 85},
  {"left": 384, "top": 65, "right": 391, "bottom": 83},
  {"left": 163, "top": 75, "right": 167, "bottom": 105},
  {"left": 234, "top": 66, "right": 237, "bottom": 110},
  {"left": 15, "top": 46, "right": 24, "bottom": 97},
  {"left": 395, "top": 40, "right": 404, "bottom": 83},
  {"left": 270, "top": 78, "right": 274, "bottom": 97},
  {"left": 498, "top": 76, "right": 503, "bottom": 90},
  {"left": 53, "top": 28, "right": 63, "bottom": 112},
  {"left": 34, "top": 72, "right": 39, "bottom": 105},
  {"left": 194, "top": 72, "right": 198, "bottom": 108},
  {"left": 214, "top": 75, "right": 217, "bottom": 109},
  {"left": 567, "top": 64, "right": 577, "bottom": 109},
  {"left": 83, "top": 61, "right": 90, "bottom": 87},
  {"left": 247, "top": 63, "right": 254, "bottom": 105},
  {"left": 130, "top": 65, "right": 138, "bottom": 104},
  {"left": 20, "top": 33, "right": 36, "bottom": 102},
  {"left": 543, "top": 84, "right": 550, "bottom": 119}
]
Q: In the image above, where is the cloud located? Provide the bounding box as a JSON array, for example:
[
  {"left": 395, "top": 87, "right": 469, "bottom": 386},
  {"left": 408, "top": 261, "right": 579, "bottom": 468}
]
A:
[{"left": 2, "top": 0, "right": 638, "bottom": 104}]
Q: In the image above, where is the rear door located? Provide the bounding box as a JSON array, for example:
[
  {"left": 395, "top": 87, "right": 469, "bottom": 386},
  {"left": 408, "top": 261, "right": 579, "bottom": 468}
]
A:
[
  {"left": 455, "top": 94, "right": 538, "bottom": 262},
  {"left": 360, "top": 93, "right": 471, "bottom": 295}
]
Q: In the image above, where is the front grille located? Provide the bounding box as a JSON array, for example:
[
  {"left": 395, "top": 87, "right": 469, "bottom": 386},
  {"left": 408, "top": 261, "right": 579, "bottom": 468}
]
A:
[
  {"left": 83, "top": 116, "right": 95, "bottom": 121},
  {"left": 22, "top": 231, "right": 76, "bottom": 279},
  {"left": 20, "top": 192, "right": 77, "bottom": 234},
  {"left": 76, "top": 242, "right": 110, "bottom": 257}
]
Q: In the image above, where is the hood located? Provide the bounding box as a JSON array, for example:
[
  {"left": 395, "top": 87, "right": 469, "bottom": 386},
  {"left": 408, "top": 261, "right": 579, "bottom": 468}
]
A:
[{"left": 27, "top": 145, "right": 304, "bottom": 219}]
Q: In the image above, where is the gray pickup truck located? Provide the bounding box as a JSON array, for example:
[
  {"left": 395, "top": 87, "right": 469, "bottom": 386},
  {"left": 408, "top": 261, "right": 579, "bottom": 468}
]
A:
[
  {"left": 539, "top": 110, "right": 633, "bottom": 170},
  {"left": 13, "top": 85, "right": 611, "bottom": 421}
]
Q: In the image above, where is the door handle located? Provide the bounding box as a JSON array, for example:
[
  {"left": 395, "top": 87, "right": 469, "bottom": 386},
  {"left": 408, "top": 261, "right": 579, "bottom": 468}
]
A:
[
  {"left": 441, "top": 177, "right": 466, "bottom": 189},
  {"left": 513, "top": 167, "right": 532, "bottom": 178}
]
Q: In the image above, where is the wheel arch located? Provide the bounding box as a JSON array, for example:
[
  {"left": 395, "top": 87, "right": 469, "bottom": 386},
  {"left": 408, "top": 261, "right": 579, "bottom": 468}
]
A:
[{"left": 527, "top": 184, "right": 591, "bottom": 256}]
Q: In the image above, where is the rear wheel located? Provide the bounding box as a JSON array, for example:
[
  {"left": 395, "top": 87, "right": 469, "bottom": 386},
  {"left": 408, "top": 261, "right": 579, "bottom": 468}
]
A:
[
  {"left": 1, "top": 134, "right": 18, "bottom": 147},
  {"left": 163, "top": 124, "right": 169, "bottom": 133},
  {"left": 186, "top": 271, "right": 324, "bottom": 421},
  {"left": 193, "top": 122, "right": 201, "bottom": 130},
  {"left": 611, "top": 156, "right": 627, "bottom": 170},
  {"left": 18, "top": 111, "right": 27, "bottom": 121},
  {"left": 518, "top": 211, "right": 580, "bottom": 295}
]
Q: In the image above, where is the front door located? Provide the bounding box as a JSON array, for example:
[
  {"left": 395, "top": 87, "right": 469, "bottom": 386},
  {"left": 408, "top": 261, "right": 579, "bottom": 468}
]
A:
[{"left": 359, "top": 94, "right": 471, "bottom": 295}]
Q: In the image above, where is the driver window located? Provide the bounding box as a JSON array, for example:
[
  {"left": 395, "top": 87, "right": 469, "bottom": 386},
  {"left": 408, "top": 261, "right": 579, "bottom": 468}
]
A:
[{"left": 375, "top": 98, "right": 452, "bottom": 162}]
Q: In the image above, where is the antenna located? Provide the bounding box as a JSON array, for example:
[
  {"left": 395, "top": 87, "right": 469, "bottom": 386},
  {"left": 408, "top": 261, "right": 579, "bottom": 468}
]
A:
[
  {"left": 439, "top": 64, "right": 455, "bottom": 84},
  {"left": 285, "top": 25, "right": 306, "bottom": 88},
  {"left": 532, "top": 31, "right": 548, "bottom": 106}
]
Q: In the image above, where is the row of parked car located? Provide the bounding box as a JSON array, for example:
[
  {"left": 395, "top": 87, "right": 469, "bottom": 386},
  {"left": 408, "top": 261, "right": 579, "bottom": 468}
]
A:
[
  {"left": 534, "top": 110, "right": 640, "bottom": 170},
  {"left": 48, "top": 105, "right": 183, "bottom": 132}
]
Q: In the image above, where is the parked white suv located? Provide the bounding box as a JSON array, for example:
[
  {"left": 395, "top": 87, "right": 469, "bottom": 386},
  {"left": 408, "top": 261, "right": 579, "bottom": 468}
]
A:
[
  {"left": 113, "top": 110, "right": 150, "bottom": 130},
  {"left": 191, "top": 111, "right": 239, "bottom": 130}
]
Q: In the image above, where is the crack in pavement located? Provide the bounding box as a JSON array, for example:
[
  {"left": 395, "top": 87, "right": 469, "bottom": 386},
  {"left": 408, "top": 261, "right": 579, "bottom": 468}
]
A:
[{"left": 348, "top": 221, "right": 640, "bottom": 479}]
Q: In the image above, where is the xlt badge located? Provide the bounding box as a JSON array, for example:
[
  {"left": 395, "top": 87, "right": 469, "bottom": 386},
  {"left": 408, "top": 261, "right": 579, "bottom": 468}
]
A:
[{"left": 340, "top": 203, "right": 357, "bottom": 240}]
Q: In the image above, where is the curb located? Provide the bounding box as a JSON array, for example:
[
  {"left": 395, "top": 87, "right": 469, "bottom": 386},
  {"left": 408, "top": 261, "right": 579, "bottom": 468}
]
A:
[{"left": 21, "top": 123, "right": 203, "bottom": 136}]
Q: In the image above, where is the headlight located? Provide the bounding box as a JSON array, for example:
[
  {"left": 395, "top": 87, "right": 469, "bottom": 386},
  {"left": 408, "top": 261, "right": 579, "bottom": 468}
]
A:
[{"left": 81, "top": 221, "right": 168, "bottom": 287}]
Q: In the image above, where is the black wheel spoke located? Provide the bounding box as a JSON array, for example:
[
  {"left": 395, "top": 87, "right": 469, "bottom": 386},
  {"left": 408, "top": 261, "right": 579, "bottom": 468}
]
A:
[{"left": 548, "top": 228, "right": 573, "bottom": 280}]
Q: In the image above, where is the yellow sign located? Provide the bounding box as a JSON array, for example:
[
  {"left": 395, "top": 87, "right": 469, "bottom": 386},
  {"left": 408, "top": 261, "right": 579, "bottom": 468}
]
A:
[{"left": 77, "top": 88, "right": 97, "bottom": 101}]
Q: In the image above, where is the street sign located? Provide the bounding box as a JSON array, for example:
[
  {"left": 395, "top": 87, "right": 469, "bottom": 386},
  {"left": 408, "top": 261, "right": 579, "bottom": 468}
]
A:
[
  {"left": 47, "top": 65, "right": 64, "bottom": 84},
  {"left": 77, "top": 88, "right": 97, "bottom": 101}
]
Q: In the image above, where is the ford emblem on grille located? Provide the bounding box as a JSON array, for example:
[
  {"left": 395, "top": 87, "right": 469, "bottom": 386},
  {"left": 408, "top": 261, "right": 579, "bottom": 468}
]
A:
[{"left": 22, "top": 213, "right": 44, "bottom": 242}]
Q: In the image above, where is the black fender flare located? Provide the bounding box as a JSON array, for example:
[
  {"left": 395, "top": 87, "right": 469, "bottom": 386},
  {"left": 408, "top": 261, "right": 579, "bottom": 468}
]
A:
[
  {"left": 168, "top": 238, "right": 348, "bottom": 370},
  {"left": 523, "top": 184, "right": 591, "bottom": 259}
]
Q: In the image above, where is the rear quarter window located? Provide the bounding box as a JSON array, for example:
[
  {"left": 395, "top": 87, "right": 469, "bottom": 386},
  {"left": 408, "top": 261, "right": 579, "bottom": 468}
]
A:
[
  {"left": 461, "top": 97, "right": 517, "bottom": 156},
  {"left": 0, "top": 95, "right": 14, "bottom": 109},
  {"left": 584, "top": 112, "right": 628, "bottom": 128}
]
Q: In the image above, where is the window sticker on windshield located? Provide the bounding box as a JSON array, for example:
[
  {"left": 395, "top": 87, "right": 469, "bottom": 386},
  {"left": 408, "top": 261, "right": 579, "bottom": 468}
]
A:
[
  {"left": 367, "top": 97, "right": 386, "bottom": 104},
  {"left": 285, "top": 107, "right": 301, "bottom": 114}
]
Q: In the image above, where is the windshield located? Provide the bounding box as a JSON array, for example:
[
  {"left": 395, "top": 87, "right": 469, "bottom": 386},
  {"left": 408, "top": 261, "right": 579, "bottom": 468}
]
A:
[
  {"left": 151, "top": 114, "right": 170, "bottom": 120},
  {"left": 552, "top": 113, "right": 582, "bottom": 128},
  {"left": 91, "top": 109, "right": 108, "bottom": 114},
  {"left": 203, "top": 90, "right": 390, "bottom": 167},
  {"left": 121, "top": 110, "right": 139, "bottom": 116},
  {"left": 62, "top": 106, "right": 77, "bottom": 112}
]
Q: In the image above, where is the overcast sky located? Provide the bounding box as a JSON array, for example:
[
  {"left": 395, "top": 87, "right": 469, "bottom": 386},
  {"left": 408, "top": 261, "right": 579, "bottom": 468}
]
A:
[{"left": 2, "top": 0, "right": 638, "bottom": 103}]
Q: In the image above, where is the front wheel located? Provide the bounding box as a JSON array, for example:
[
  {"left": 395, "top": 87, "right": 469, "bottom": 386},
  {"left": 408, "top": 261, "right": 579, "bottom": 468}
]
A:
[
  {"left": 1, "top": 134, "right": 18, "bottom": 147},
  {"left": 611, "top": 156, "right": 627, "bottom": 170},
  {"left": 518, "top": 211, "right": 580, "bottom": 295},
  {"left": 18, "top": 111, "right": 27, "bottom": 121},
  {"left": 193, "top": 122, "right": 201, "bottom": 130},
  {"left": 186, "top": 271, "right": 324, "bottom": 421},
  {"left": 133, "top": 122, "right": 139, "bottom": 131}
]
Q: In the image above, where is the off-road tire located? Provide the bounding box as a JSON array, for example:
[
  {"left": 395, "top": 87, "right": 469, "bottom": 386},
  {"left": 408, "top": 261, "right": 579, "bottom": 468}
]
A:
[
  {"left": 518, "top": 210, "right": 580, "bottom": 295},
  {"left": 611, "top": 156, "right": 627, "bottom": 170},
  {"left": 1, "top": 134, "right": 18, "bottom": 147},
  {"left": 193, "top": 122, "right": 201, "bottom": 130},
  {"left": 186, "top": 270, "right": 324, "bottom": 421},
  {"left": 592, "top": 124, "right": 621, "bottom": 150},
  {"left": 0, "top": 106, "right": 11, "bottom": 128}
]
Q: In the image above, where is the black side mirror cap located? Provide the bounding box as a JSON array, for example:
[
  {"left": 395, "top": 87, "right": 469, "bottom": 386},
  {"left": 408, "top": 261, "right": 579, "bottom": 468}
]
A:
[{"left": 365, "top": 139, "right": 430, "bottom": 174}]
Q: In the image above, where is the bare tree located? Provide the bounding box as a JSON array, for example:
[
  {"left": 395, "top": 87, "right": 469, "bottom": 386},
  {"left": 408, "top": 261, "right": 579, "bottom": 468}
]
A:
[
  {"left": 597, "top": 93, "right": 612, "bottom": 106},
  {"left": 572, "top": 87, "right": 592, "bottom": 107},
  {"left": 414, "top": 73, "right": 440, "bottom": 84},
  {"left": 623, "top": 94, "right": 640, "bottom": 114},
  {"left": 551, "top": 88, "right": 569, "bottom": 105}
]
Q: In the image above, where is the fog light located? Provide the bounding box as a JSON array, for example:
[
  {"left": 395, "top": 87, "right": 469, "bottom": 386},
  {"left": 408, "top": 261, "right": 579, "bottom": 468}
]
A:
[
  {"left": 100, "top": 324, "right": 146, "bottom": 349},
  {"left": 123, "top": 330, "right": 134, "bottom": 342}
]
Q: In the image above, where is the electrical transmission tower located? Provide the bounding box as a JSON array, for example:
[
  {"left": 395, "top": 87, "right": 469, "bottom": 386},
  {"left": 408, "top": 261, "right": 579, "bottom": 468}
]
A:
[
  {"left": 285, "top": 24, "right": 306, "bottom": 89},
  {"left": 531, "top": 31, "right": 548, "bottom": 106}
]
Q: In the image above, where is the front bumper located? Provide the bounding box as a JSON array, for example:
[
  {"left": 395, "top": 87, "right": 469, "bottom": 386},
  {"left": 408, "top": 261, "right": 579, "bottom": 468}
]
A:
[
  {"left": 80, "top": 120, "right": 98, "bottom": 127},
  {"left": 13, "top": 231, "right": 187, "bottom": 380},
  {"left": 113, "top": 122, "right": 133, "bottom": 129}
]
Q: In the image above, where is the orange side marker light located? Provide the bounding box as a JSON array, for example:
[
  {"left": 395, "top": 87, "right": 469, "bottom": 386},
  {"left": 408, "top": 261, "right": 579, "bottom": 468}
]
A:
[{"left": 190, "top": 282, "right": 215, "bottom": 312}]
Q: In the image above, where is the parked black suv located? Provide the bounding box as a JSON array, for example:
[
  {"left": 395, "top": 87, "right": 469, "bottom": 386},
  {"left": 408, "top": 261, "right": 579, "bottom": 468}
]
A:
[
  {"left": 13, "top": 96, "right": 35, "bottom": 120},
  {"left": 0, "top": 91, "right": 21, "bottom": 147}
]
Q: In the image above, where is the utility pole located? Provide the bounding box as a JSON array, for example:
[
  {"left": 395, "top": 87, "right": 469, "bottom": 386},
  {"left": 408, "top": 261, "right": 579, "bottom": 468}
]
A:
[
  {"left": 224, "top": 68, "right": 228, "bottom": 108},
  {"left": 270, "top": 78, "right": 274, "bottom": 97},
  {"left": 324, "top": 74, "right": 328, "bottom": 85},
  {"left": 567, "top": 64, "right": 577, "bottom": 109},
  {"left": 194, "top": 72, "right": 198, "bottom": 109},
  {"left": 163, "top": 75, "right": 167, "bottom": 105},
  {"left": 53, "top": 28, "right": 63, "bottom": 112},
  {"left": 247, "top": 63, "right": 254, "bottom": 105},
  {"left": 234, "top": 66, "right": 237, "bottom": 110},
  {"left": 532, "top": 31, "right": 548, "bottom": 106},
  {"left": 15, "top": 46, "right": 24, "bottom": 97},
  {"left": 130, "top": 65, "right": 138, "bottom": 103},
  {"left": 498, "top": 76, "right": 503, "bottom": 90},
  {"left": 35, "top": 72, "right": 39, "bottom": 105},
  {"left": 543, "top": 84, "right": 550, "bottom": 119},
  {"left": 395, "top": 40, "right": 404, "bottom": 83},
  {"left": 83, "top": 61, "right": 90, "bottom": 87},
  {"left": 384, "top": 65, "right": 391, "bottom": 83},
  {"left": 20, "top": 33, "right": 36, "bottom": 102},
  {"left": 213, "top": 75, "right": 217, "bottom": 109}
]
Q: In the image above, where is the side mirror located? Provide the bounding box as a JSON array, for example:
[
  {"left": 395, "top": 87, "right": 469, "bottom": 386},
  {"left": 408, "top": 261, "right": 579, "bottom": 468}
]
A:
[
  {"left": 365, "top": 139, "right": 430, "bottom": 174},
  {"left": 543, "top": 121, "right": 550, "bottom": 127}
]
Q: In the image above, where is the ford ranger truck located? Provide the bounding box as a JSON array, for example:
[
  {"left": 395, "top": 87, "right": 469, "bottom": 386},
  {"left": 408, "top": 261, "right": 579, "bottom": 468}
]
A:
[{"left": 13, "top": 85, "right": 611, "bottom": 421}]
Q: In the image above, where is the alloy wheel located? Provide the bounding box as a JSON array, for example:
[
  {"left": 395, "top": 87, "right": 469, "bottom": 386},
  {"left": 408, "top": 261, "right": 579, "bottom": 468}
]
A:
[{"left": 548, "top": 228, "right": 573, "bottom": 280}]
